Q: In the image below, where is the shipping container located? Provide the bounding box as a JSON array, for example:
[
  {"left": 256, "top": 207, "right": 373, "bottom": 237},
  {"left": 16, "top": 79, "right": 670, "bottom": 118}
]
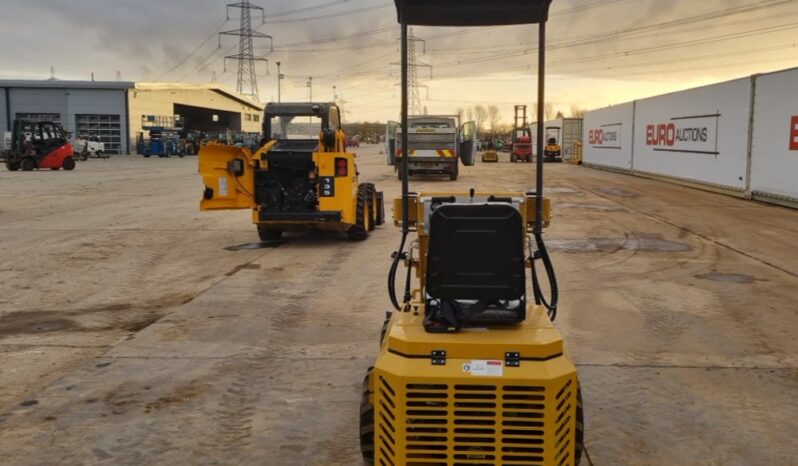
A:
[
  {"left": 532, "top": 118, "right": 583, "bottom": 161},
  {"left": 633, "top": 78, "right": 752, "bottom": 192},
  {"left": 750, "top": 67, "right": 798, "bottom": 206},
  {"left": 582, "top": 102, "right": 634, "bottom": 171}
]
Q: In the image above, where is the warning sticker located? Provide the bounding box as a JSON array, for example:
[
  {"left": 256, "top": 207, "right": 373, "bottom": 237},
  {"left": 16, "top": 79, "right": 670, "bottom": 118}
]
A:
[
  {"left": 462, "top": 360, "right": 503, "bottom": 377},
  {"left": 219, "top": 177, "right": 228, "bottom": 197}
]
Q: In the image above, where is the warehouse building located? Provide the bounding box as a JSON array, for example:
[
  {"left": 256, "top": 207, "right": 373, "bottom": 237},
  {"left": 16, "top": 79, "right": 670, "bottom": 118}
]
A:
[{"left": 0, "top": 79, "right": 263, "bottom": 154}]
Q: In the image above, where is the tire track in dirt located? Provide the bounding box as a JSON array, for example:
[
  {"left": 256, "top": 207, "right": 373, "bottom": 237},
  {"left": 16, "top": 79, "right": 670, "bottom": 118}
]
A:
[{"left": 191, "top": 242, "right": 358, "bottom": 463}]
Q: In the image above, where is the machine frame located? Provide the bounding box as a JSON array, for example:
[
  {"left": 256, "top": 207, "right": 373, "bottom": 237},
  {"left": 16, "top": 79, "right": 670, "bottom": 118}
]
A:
[
  {"left": 361, "top": 1, "right": 583, "bottom": 465},
  {"left": 198, "top": 102, "right": 383, "bottom": 241}
]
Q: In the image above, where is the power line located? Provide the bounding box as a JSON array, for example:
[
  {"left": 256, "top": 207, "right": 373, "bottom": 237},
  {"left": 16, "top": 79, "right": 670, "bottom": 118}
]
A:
[
  {"left": 264, "top": 3, "right": 391, "bottom": 24},
  {"left": 267, "top": 0, "right": 368, "bottom": 18},
  {"left": 219, "top": 0, "right": 273, "bottom": 100},
  {"left": 273, "top": 26, "right": 398, "bottom": 49},
  {"left": 156, "top": 18, "right": 229, "bottom": 81}
]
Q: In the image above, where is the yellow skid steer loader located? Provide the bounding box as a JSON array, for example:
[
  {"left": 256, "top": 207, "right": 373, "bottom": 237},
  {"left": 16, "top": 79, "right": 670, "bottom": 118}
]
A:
[{"left": 199, "top": 102, "right": 384, "bottom": 241}]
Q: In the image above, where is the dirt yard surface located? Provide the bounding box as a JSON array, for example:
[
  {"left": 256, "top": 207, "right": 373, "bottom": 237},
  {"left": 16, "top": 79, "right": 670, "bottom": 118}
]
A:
[{"left": 0, "top": 148, "right": 796, "bottom": 465}]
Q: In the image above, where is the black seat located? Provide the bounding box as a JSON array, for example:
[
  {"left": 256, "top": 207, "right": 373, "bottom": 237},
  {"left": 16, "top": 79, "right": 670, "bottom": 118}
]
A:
[{"left": 424, "top": 202, "right": 526, "bottom": 331}]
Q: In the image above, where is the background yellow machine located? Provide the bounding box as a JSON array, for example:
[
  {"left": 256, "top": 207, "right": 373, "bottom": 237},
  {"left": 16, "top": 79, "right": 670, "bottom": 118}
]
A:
[
  {"left": 360, "top": 1, "right": 583, "bottom": 465},
  {"left": 482, "top": 149, "right": 499, "bottom": 163},
  {"left": 198, "top": 103, "right": 383, "bottom": 241}
]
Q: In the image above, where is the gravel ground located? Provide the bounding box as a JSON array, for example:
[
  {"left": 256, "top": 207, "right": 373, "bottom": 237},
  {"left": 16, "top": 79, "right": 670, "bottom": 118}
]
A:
[{"left": 0, "top": 147, "right": 796, "bottom": 465}]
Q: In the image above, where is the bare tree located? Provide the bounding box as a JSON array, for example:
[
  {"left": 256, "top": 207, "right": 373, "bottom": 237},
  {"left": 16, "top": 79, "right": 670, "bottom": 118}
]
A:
[
  {"left": 473, "top": 105, "right": 489, "bottom": 131},
  {"left": 466, "top": 107, "right": 474, "bottom": 122},
  {"left": 544, "top": 103, "right": 555, "bottom": 121},
  {"left": 555, "top": 110, "right": 564, "bottom": 119},
  {"left": 487, "top": 105, "right": 502, "bottom": 133},
  {"left": 570, "top": 105, "right": 587, "bottom": 118},
  {"left": 456, "top": 107, "right": 465, "bottom": 124}
]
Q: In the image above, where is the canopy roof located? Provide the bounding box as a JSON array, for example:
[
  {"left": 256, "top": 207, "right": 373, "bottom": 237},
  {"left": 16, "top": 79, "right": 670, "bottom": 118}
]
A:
[{"left": 394, "top": 0, "right": 552, "bottom": 26}]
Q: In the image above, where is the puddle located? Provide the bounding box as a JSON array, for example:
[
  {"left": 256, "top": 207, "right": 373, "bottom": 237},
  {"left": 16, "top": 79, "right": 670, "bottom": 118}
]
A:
[
  {"left": 694, "top": 273, "right": 757, "bottom": 284},
  {"left": 558, "top": 203, "right": 623, "bottom": 212},
  {"left": 547, "top": 237, "right": 691, "bottom": 253},
  {"left": 224, "top": 241, "right": 284, "bottom": 251},
  {"left": 598, "top": 187, "right": 637, "bottom": 197},
  {"left": 0, "top": 313, "right": 77, "bottom": 337}
]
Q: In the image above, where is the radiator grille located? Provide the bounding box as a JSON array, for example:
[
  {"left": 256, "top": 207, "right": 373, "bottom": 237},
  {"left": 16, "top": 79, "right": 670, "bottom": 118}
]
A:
[
  {"left": 378, "top": 376, "right": 398, "bottom": 466},
  {"left": 554, "top": 379, "right": 574, "bottom": 466},
  {"left": 398, "top": 382, "right": 561, "bottom": 466}
]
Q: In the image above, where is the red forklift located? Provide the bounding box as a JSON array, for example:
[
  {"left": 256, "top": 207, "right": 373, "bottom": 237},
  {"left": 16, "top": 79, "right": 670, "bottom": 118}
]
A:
[
  {"left": 510, "top": 104, "right": 533, "bottom": 162},
  {"left": 3, "top": 120, "right": 76, "bottom": 171}
]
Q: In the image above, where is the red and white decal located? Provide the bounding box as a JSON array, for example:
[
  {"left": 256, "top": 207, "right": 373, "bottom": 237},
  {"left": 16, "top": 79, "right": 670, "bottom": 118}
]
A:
[
  {"left": 645, "top": 113, "right": 720, "bottom": 155},
  {"left": 589, "top": 123, "right": 622, "bottom": 149}
]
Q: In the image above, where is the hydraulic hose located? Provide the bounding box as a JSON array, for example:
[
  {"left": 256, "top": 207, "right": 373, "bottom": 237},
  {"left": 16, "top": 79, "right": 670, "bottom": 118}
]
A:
[
  {"left": 531, "top": 233, "right": 559, "bottom": 321},
  {"left": 388, "top": 232, "right": 408, "bottom": 311}
]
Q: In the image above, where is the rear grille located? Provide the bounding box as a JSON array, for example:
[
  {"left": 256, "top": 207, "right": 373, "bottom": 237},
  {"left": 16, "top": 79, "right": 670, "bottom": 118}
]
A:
[
  {"left": 377, "top": 376, "right": 398, "bottom": 466},
  {"left": 554, "top": 380, "right": 574, "bottom": 466},
  {"left": 383, "top": 381, "right": 572, "bottom": 466}
]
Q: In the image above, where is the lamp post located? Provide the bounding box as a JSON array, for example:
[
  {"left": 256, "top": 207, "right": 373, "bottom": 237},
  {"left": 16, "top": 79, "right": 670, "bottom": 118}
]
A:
[
  {"left": 307, "top": 76, "right": 313, "bottom": 102},
  {"left": 333, "top": 85, "right": 337, "bottom": 104}
]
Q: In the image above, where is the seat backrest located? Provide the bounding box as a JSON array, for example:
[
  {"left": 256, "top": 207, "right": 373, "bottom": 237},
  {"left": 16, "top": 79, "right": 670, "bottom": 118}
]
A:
[{"left": 426, "top": 203, "right": 525, "bottom": 301}]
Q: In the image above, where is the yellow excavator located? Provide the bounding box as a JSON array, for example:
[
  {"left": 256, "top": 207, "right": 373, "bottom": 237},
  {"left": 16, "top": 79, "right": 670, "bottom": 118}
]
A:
[{"left": 360, "top": 1, "right": 584, "bottom": 465}]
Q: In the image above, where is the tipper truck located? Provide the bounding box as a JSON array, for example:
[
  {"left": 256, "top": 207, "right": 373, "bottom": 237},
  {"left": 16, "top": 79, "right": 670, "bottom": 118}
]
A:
[{"left": 388, "top": 115, "right": 476, "bottom": 180}]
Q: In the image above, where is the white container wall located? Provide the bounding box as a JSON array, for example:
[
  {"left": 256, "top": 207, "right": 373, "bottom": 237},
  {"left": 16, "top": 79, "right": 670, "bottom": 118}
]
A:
[
  {"left": 750, "top": 67, "right": 798, "bottom": 202},
  {"left": 582, "top": 102, "right": 634, "bottom": 170},
  {"left": 632, "top": 78, "right": 752, "bottom": 191}
]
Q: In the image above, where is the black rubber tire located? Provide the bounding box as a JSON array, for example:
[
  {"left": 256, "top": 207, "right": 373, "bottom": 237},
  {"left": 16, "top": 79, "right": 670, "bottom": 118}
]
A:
[
  {"left": 257, "top": 226, "right": 283, "bottom": 242},
  {"left": 6, "top": 160, "right": 21, "bottom": 171},
  {"left": 449, "top": 169, "right": 458, "bottom": 181},
  {"left": 374, "top": 192, "right": 385, "bottom": 226},
  {"left": 347, "top": 185, "right": 371, "bottom": 241},
  {"left": 359, "top": 368, "right": 375, "bottom": 464},
  {"left": 379, "top": 313, "right": 391, "bottom": 344},
  {"left": 575, "top": 385, "right": 584, "bottom": 465},
  {"left": 360, "top": 183, "right": 377, "bottom": 232},
  {"left": 62, "top": 157, "right": 76, "bottom": 171},
  {"left": 143, "top": 154, "right": 151, "bottom": 158},
  {"left": 21, "top": 157, "right": 36, "bottom": 171}
]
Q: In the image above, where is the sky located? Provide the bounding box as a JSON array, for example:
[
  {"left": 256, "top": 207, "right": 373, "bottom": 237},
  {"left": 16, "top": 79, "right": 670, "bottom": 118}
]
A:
[{"left": 1, "top": 0, "right": 797, "bottom": 123}]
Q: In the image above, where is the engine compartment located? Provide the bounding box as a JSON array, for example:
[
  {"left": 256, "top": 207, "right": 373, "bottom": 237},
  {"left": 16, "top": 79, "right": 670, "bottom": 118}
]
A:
[{"left": 255, "top": 153, "right": 318, "bottom": 212}]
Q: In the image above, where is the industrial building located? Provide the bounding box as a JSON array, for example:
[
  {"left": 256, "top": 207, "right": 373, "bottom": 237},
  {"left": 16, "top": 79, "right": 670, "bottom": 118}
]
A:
[{"left": 0, "top": 80, "right": 264, "bottom": 154}]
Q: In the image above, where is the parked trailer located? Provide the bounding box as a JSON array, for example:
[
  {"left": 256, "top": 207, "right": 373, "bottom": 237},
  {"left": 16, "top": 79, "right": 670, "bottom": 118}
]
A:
[
  {"left": 750, "top": 67, "right": 798, "bottom": 206},
  {"left": 583, "top": 102, "right": 634, "bottom": 171},
  {"left": 391, "top": 115, "right": 476, "bottom": 181},
  {"left": 580, "top": 64, "right": 798, "bottom": 209}
]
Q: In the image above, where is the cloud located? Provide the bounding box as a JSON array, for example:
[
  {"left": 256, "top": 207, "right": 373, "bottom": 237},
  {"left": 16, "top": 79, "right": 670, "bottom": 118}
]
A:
[{"left": 0, "top": 0, "right": 796, "bottom": 121}]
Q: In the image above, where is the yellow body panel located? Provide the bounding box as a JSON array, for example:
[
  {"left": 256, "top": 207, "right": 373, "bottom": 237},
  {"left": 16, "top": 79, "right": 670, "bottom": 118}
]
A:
[
  {"left": 371, "top": 305, "right": 579, "bottom": 466},
  {"left": 392, "top": 192, "right": 552, "bottom": 231},
  {"left": 370, "top": 192, "right": 579, "bottom": 465},
  {"left": 315, "top": 151, "right": 358, "bottom": 226},
  {"left": 199, "top": 130, "right": 361, "bottom": 230},
  {"left": 198, "top": 143, "right": 256, "bottom": 210}
]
